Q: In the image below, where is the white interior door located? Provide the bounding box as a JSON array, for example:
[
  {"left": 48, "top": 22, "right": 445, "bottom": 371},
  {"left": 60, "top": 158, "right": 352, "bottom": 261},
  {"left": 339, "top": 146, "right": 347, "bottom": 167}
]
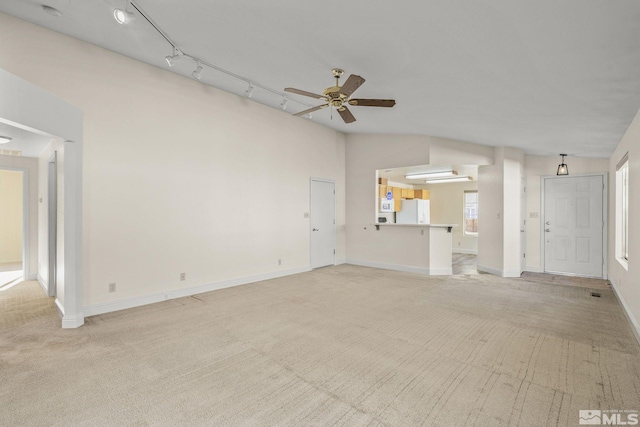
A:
[
  {"left": 310, "top": 179, "right": 336, "bottom": 269},
  {"left": 543, "top": 175, "right": 604, "bottom": 277}
]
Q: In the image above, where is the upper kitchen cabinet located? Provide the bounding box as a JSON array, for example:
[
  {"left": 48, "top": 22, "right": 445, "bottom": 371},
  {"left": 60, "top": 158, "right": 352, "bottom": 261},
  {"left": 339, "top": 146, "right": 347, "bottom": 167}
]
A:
[{"left": 414, "top": 190, "right": 430, "bottom": 200}]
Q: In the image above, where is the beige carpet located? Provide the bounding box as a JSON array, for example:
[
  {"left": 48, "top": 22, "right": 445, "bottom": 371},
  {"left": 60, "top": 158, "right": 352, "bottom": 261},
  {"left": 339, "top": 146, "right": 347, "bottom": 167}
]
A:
[{"left": 1, "top": 266, "right": 639, "bottom": 426}]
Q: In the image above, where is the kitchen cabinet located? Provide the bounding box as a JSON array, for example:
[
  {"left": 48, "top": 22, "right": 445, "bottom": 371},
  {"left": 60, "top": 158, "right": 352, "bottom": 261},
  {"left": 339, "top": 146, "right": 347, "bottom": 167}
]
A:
[
  {"left": 378, "top": 185, "right": 387, "bottom": 198},
  {"left": 401, "top": 188, "right": 415, "bottom": 199},
  {"left": 390, "top": 186, "right": 401, "bottom": 200},
  {"left": 414, "top": 189, "right": 430, "bottom": 200}
]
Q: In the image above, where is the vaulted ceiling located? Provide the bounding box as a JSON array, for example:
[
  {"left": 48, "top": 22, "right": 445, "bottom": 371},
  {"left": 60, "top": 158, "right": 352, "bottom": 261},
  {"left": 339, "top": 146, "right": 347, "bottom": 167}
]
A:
[{"left": 2, "top": 0, "right": 639, "bottom": 158}]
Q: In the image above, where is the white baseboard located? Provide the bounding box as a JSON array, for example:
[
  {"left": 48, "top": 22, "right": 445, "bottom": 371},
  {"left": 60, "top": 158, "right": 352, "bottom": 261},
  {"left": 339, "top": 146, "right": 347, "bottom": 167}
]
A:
[
  {"left": 345, "top": 259, "right": 430, "bottom": 275},
  {"left": 335, "top": 258, "right": 346, "bottom": 265},
  {"left": 609, "top": 278, "right": 640, "bottom": 348},
  {"left": 524, "top": 266, "right": 544, "bottom": 273},
  {"left": 54, "top": 298, "right": 64, "bottom": 317},
  {"left": 62, "top": 313, "right": 85, "bottom": 329},
  {"left": 37, "top": 273, "right": 48, "bottom": 294},
  {"left": 27, "top": 273, "right": 37, "bottom": 281},
  {"left": 83, "top": 266, "right": 311, "bottom": 318},
  {"left": 477, "top": 264, "right": 503, "bottom": 277},
  {"left": 502, "top": 269, "right": 522, "bottom": 278},
  {"left": 453, "top": 249, "right": 477, "bottom": 255},
  {"left": 430, "top": 268, "right": 453, "bottom": 276}
]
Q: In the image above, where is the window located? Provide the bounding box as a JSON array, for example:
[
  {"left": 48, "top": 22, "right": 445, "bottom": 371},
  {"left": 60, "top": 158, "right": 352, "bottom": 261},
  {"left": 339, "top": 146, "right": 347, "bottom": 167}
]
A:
[
  {"left": 464, "top": 191, "right": 478, "bottom": 235},
  {"left": 616, "top": 153, "right": 629, "bottom": 268}
]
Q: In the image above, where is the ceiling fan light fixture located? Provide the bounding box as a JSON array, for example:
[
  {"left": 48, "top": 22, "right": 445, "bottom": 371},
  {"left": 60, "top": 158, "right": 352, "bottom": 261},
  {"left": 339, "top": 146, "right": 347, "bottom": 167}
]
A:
[
  {"left": 406, "top": 171, "right": 457, "bottom": 179},
  {"left": 557, "top": 154, "right": 569, "bottom": 176},
  {"left": 0, "top": 136, "right": 13, "bottom": 144}
]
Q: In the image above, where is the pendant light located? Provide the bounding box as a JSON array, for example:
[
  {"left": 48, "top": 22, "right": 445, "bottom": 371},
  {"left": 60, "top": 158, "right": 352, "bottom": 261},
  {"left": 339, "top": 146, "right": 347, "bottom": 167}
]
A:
[{"left": 557, "top": 154, "right": 569, "bottom": 176}]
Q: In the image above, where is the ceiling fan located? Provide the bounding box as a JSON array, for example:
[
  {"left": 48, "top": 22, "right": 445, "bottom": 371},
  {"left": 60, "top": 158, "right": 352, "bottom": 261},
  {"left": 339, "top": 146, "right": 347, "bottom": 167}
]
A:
[{"left": 284, "top": 68, "right": 396, "bottom": 123}]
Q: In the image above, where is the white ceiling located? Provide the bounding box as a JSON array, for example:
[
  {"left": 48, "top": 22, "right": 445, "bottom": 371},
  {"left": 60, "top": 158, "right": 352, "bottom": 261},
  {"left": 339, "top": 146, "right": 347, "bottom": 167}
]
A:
[
  {"left": 1, "top": 0, "right": 639, "bottom": 158},
  {"left": 0, "top": 122, "right": 54, "bottom": 158}
]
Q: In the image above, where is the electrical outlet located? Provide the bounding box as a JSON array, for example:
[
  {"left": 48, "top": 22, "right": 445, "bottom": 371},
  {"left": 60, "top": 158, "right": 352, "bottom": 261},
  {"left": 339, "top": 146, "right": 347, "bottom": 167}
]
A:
[
  {"left": 278, "top": 259, "right": 282, "bottom": 265},
  {"left": 109, "top": 283, "right": 116, "bottom": 293},
  {"left": 420, "top": 229, "right": 424, "bottom": 235},
  {"left": 180, "top": 273, "right": 186, "bottom": 281}
]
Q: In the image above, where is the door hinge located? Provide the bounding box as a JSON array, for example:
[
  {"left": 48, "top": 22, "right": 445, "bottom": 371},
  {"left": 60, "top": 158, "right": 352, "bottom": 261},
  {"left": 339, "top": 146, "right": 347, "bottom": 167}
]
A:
[{"left": 333, "top": 249, "right": 336, "bottom": 255}]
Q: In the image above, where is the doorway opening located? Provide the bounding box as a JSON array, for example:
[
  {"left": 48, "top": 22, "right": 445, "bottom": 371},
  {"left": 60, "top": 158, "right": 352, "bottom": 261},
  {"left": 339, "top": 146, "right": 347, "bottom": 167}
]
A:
[{"left": 0, "top": 168, "right": 25, "bottom": 290}]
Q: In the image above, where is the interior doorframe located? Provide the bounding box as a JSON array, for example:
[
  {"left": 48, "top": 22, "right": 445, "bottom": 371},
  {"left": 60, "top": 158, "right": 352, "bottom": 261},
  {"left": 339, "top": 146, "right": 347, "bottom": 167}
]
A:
[
  {"left": 309, "top": 177, "right": 337, "bottom": 268},
  {"left": 47, "top": 152, "right": 57, "bottom": 297},
  {"left": 1, "top": 68, "right": 84, "bottom": 328},
  {"left": 540, "top": 172, "right": 608, "bottom": 278},
  {"left": 0, "top": 166, "right": 29, "bottom": 282}
]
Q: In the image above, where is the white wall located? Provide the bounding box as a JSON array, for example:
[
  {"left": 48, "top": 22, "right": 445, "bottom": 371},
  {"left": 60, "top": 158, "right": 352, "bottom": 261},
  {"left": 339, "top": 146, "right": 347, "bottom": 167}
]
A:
[
  {"left": 423, "top": 181, "right": 478, "bottom": 254},
  {"left": 0, "top": 13, "right": 346, "bottom": 312},
  {"left": 345, "top": 134, "right": 432, "bottom": 273},
  {"left": 346, "top": 134, "right": 494, "bottom": 273},
  {"left": 0, "top": 169, "right": 22, "bottom": 264},
  {"left": 523, "top": 155, "right": 609, "bottom": 272},
  {"left": 0, "top": 155, "right": 38, "bottom": 278},
  {"left": 608, "top": 109, "right": 640, "bottom": 341},
  {"left": 477, "top": 146, "right": 524, "bottom": 277}
]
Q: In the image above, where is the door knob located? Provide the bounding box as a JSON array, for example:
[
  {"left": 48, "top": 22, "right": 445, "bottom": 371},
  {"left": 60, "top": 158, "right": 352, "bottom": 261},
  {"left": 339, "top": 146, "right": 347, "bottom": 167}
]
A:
[
  {"left": 312, "top": 228, "right": 319, "bottom": 231},
  {"left": 545, "top": 228, "right": 551, "bottom": 232}
]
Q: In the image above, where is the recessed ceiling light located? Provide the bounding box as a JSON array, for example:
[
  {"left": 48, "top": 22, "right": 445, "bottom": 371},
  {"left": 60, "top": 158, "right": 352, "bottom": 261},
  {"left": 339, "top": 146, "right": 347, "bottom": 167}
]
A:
[
  {"left": 42, "top": 5, "right": 62, "bottom": 17},
  {"left": 0, "top": 136, "right": 13, "bottom": 144}
]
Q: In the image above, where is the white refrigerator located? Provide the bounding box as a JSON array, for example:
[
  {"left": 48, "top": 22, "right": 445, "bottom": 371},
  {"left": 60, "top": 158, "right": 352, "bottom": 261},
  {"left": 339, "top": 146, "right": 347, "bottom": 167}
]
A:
[{"left": 396, "top": 199, "right": 430, "bottom": 224}]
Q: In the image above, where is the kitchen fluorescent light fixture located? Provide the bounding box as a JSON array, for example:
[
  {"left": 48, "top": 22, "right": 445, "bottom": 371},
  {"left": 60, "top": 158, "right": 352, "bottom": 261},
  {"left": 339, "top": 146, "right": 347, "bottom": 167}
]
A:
[
  {"left": 425, "top": 176, "right": 472, "bottom": 184},
  {"left": 406, "top": 171, "right": 457, "bottom": 179},
  {"left": 0, "top": 136, "right": 12, "bottom": 144}
]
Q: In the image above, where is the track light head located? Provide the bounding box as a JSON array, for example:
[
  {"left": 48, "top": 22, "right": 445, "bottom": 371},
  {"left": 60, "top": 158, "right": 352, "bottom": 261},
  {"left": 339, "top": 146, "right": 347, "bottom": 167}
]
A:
[
  {"left": 113, "top": 2, "right": 134, "bottom": 24},
  {"left": 165, "top": 48, "right": 183, "bottom": 67},
  {"left": 192, "top": 62, "right": 203, "bottom": 80},
  {"left": 245, "top": 83, "right": 254, "bottom": 98}
]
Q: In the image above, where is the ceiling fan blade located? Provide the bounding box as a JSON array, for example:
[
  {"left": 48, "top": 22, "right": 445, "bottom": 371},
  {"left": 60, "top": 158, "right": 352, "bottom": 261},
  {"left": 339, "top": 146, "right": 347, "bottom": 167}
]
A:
[
  {"left": 348, "top": 99, "right": 396, "bottom": 108},
  {"left": 337, "top": 106, "right": 356, "bottom": 123},
  {"left": 293, "top": 104, "right": 329, "bottom": 117},
  {"left": 339, "top": 74, "right": 366, "bottom": 97},
  {"left": 284, "top": 87, "right": 326, "bottom": 100}
]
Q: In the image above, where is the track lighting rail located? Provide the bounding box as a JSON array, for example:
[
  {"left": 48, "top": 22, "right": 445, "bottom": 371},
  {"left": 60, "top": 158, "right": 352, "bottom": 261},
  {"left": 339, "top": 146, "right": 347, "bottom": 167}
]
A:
[{"left": 125, "top": 1, "right": 313, "bottom": 110}]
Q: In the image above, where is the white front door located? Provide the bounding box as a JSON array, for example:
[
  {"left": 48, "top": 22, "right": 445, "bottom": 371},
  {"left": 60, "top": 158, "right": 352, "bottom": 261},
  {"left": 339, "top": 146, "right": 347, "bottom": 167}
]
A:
[
  {"left": 310, "top": 179, "right": 336, "bottom": 269},
  {"left": 543, "top": 175, "right": 604, "bottom": 277}
]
